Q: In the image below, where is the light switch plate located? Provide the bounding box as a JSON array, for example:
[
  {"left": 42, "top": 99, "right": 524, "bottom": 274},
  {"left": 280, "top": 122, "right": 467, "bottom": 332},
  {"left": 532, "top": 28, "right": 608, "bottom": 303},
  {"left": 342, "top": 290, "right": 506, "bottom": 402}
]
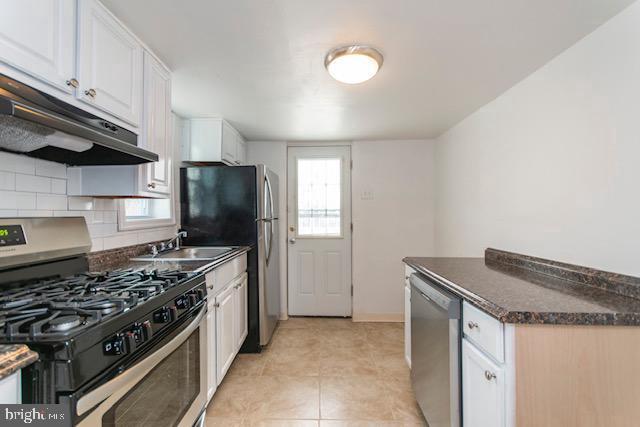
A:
[{"left": 360, "top": 191, "right": 374, "bottom": 200}]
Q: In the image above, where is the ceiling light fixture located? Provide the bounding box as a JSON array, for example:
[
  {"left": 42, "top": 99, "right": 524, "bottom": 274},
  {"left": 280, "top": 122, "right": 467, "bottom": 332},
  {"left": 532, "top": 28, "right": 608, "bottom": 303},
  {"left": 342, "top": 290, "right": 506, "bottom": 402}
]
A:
[{"left": 324, "top": 45, "right": 383, "bottom": 84}]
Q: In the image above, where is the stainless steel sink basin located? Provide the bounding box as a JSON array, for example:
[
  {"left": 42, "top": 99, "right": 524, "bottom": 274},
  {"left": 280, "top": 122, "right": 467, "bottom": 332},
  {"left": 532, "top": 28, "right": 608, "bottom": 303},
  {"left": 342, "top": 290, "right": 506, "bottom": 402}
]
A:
[{"left": 131, "top": 247, "right": 235, "bottom": 262}]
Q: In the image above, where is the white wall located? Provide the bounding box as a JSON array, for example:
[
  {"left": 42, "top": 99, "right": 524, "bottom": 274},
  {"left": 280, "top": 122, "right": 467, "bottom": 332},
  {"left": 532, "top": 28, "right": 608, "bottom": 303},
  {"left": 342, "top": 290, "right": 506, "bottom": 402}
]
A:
[
  {"left": 0, "top": 119, "right": 184, "bottom": 253},
  {"left": 352, "top": 140, "right": 435, "bottom": 320},
  {"left": 435, "top": 1, "right": 640, "bottom": 276},
  {"left": 246, "top": 141, "right": 289, "bottom": 319},
  {"left": 249, "top": 140, "right": 436, "bottom": 321}
]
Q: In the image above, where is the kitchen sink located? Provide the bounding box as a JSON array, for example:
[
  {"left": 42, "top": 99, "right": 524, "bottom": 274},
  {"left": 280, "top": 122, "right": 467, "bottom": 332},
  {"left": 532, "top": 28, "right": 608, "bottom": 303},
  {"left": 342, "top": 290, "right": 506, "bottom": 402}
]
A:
[{"left": 130, "top": 247, "right": 235, "bottom": 262}]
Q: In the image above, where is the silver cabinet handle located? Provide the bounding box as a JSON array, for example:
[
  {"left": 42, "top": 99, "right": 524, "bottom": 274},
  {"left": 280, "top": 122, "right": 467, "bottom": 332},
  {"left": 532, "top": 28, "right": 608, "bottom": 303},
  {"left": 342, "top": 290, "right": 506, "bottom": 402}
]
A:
[
  {"left": 484, "top": 370, "right": 496, "bottom": 381},
  {"left": 147, "top": 182, "right": 156, "bottom": 189},
  {"left": 289, "top": 237, "right": 296, "bottom": 244},
  {"left": 85, "top": 88, "right": 97, "bottom": 98},
  {"left": 66, "top": 78, "right": 79, "bottom": 88},
  {"left": 467, "top": 321, "right": 479, "bottom": 330},
  {"left": 213, "top": 302, "right": 220, "bottom": 308}
]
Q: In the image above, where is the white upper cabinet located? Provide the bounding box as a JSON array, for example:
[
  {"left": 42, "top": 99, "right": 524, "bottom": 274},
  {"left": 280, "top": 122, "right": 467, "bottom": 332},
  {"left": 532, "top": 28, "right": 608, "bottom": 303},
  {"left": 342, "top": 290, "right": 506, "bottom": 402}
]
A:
[
  {"left": 77, "top": 0, "right": 143, "bottom": 126},
  {"left": 0, "top": 0, "right": 77, "bottom": 93},
  {"left": 186, "top": 118, "right": 247, "bottom": 165},
  {"left": 140, "top": 52, "right": 171, "bottom": 195}
]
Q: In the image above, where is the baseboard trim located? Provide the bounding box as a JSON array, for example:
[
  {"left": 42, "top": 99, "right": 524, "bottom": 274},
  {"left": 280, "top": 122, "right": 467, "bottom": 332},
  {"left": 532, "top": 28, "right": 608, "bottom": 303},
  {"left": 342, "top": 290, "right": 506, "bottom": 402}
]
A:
[{"left": 352, "top": 313, "right": 404, "bottom": 322}]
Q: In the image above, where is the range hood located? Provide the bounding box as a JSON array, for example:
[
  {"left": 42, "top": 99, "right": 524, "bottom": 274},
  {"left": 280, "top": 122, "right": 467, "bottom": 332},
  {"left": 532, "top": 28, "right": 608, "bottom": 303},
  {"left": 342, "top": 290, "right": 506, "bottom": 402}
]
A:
[{"left": 0, "top": 74, "right": 158, "bottom": 165}]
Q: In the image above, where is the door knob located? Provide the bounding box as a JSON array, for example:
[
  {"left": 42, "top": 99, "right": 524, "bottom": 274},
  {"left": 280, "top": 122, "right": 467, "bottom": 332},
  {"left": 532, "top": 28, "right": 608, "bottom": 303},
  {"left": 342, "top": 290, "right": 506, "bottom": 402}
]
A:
[
  {"left": 289, "top": 237, "right": 296, "bottom": 244},
  {"left": 85, "top": 88, "right": 97, "bottom": 98}
]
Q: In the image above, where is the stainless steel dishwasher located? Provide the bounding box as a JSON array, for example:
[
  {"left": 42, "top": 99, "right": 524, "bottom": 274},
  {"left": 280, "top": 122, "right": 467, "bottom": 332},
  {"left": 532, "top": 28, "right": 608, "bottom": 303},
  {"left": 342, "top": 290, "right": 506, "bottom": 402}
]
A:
[{"left": 410, "top": 273, "right": 462, "bottom": 427}]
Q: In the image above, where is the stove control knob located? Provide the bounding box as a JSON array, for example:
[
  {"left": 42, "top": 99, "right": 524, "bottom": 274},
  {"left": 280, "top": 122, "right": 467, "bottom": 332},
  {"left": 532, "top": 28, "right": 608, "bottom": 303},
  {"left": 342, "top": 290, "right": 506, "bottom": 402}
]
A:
[
  {"left": 142, "top": 320, "right": 153, "bottom": 341},
  {"left": 169, "top": 305, "right": 178, "bottom": 321},
  {"left": 131, "top": 321, "right": 153, "bottom": 343},
  {"left": 187, "top": 293, "right": 198, "bottom": 307},
  {"left": 196, "top": 289, "right": 205, "bottom": 302},
  {"left": 124, "top": 331, "right": 136, "bottom": 353},
  {"left": 153, "top": 307, "right": 172, "bottom": 323}
]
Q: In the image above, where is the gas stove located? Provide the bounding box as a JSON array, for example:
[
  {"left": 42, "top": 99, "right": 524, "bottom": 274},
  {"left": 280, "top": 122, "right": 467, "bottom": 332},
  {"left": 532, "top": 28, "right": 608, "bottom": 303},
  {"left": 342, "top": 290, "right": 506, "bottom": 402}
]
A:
[
  {"left": 0, "top": 269, "right": 193, "bottom": 341},
  {"left": 0, "top": 218, "right": 208, "bottom": 426}
]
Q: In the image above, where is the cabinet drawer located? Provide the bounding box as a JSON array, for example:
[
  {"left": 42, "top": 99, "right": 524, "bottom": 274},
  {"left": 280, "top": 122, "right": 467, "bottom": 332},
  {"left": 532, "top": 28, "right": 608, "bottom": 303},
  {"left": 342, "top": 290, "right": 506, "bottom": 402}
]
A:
[
  {"left": 462, "top": 338, "right": 505, "bottom": 427},
  {"left": 463, "top": 301, "right": 504, "bottom": 363},
  {"left": 205, "top": 254, "right": 247, "bottom": 296}
]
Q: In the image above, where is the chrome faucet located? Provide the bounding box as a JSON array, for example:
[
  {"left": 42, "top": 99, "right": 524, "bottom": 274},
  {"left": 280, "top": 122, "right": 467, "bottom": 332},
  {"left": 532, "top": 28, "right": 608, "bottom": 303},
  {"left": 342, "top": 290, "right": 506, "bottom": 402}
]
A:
[{"left": 149, "top": 231, "right": 187, "bottom": 257}]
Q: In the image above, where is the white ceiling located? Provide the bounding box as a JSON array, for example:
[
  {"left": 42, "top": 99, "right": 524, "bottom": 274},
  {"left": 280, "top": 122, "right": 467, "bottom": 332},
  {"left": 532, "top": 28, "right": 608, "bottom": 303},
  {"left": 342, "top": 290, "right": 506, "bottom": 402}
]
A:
[{"left": 103, "top": 0, "right": 634, "bottom": 141}]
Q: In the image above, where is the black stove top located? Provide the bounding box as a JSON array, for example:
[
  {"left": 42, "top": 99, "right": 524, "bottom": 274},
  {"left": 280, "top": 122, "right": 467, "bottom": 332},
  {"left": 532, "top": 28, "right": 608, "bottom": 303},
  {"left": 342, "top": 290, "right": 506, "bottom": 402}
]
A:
[{"left": 0, "top": 269, "right": 194, "bottom": 341}]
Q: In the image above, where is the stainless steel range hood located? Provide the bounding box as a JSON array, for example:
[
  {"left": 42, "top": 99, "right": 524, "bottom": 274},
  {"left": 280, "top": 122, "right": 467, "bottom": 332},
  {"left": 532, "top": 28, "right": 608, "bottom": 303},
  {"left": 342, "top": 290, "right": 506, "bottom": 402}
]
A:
[{"left": 0, "top": 74, "right": 158, "bottom": 165}]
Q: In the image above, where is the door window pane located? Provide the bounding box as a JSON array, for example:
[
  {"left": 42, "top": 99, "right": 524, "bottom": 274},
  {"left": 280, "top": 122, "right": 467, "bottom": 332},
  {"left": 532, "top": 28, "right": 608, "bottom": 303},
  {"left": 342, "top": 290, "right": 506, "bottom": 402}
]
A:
[{"left": 297, "top": 158, "right": 341, "bottom": 236}]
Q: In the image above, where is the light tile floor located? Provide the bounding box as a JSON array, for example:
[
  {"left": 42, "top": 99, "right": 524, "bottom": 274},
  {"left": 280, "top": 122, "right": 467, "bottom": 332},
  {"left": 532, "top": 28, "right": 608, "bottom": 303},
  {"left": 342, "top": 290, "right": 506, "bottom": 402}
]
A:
[{"left": 206, "top": 317, "right": 428, "bottom": 426}]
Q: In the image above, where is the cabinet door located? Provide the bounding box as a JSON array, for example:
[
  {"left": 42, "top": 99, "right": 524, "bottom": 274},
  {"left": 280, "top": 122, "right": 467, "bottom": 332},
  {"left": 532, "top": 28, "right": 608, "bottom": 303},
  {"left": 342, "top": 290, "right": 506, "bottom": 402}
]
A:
[
  {"left": 221, "top": 121, "right": 237, "bottom": 165},
  {"left": 206, "top": 303, "right": 217, "bottom": 401},
  {"left": 462, "top": 339, "right": 505, "bottom": 427},
  {"left": 77, "top": 0, "right": 143, "bottom": 126},
  {"left": 404, "top": 284, "right": 411, "bottom": 367},
  {"left": 0, "top": 0, "right": 76, "bottom": 93},
  {"left": 216, "top": 285, "right": 236, "bottom": 384},
  {"left": 140, "top": 52, "right": 171, "bottom": 195},
  {"left": 236, "top": 137, "right": 247, "bottom": 165},
  {"left": 234, "top": 274, "right": 248, "bottom": 350}
]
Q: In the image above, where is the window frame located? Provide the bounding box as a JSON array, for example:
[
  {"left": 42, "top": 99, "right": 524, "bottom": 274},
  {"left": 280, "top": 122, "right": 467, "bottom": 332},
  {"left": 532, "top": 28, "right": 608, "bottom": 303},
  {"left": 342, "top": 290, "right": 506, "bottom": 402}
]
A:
[
  {"left": 294, "top": 156, "right": 345, "bottom": 239},
  {"left": 117, "top": 196, "right": 176, "bottom": 231}
]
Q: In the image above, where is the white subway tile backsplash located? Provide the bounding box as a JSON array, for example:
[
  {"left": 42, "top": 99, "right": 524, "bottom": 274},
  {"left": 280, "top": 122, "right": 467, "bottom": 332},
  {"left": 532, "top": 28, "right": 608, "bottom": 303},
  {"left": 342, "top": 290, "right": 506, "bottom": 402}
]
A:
[
  {"left": 0, "top": 172, "right": 15, "bottom": 190},
  {"left": 103, "top": 233, "right": 138, "bottom": 250},
  {"left": 51, "top": 179, "right": 66, "bottom": 194},
  {"left": 18, "top": 210, "right": 53, "bottom": 217},
  {"left": 53, "top": 210, "right": 94, "bottom": 223},
  {"left": 94, "top": 199, "right": 117, "bottom": 211},
  {"left": 36, "top": 194, "right": 67, "bottom": 210},
  {"left": 103, "top": 210, "right": 118, "bottom": 224},
  {"left": 1, "top": 153, "right": 178, "bottom": 253},
  {"left": 0, "top": 191, "right": 17, "bottom": 209},
  {"left": 93, "top": 211, "right": 104, "bottom": 223},
  {"left": 91, "top": 238, "right": 104, "bottom": 252},
  {"left": 68, "top": 197, "right": 94, "bottom": 211},
  {"left": 15, "top": 192, "right": 36, "bottom": 209},
  {"left": 35, "top": 159, "right": 67, "bottom": 179},
  {"left": 0, "top": 152, "right": 36, "bottom": 174},
  {"left": 15, "top": 174, "right": 51, "bottom": 193}
]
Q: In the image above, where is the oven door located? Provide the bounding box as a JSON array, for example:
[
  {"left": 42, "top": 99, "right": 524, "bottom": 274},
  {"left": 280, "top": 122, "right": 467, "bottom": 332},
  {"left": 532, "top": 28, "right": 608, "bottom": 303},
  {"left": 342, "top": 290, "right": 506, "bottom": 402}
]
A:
[{"left": 75, "top": 307, "right": 207, "bottom": 427}]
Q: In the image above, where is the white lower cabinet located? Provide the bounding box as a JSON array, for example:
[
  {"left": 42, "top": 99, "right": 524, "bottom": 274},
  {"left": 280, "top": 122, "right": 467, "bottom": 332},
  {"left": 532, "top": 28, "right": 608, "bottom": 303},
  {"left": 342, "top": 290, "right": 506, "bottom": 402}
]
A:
[
  {"left": 205, "top": 254, "right": 248, "bottom": 401},
  {"left": 215, "top": 284, "right": 236, "bottom": 384},
  {"left": 234, "top": 274, "right": 248, "bottom": 349},
  {"left": 0, "top": 371, "right": 21, "bottom": 404},
  {"left": 462, "top": 338, "right": 505, "bottom": 427},
  {"left": 206, "top": 299, "right": 217, "bottom": 401}
]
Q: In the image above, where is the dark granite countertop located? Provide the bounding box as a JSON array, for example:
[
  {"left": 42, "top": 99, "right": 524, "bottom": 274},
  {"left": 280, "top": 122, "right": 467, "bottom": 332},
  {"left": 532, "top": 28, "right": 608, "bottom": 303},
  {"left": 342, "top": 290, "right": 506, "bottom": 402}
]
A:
[
  {"left": 404, "top": 249, "right": 640, "bottom": 326},
  {"left": 0, "top": 345, "right": 38, "bottom": 380},
  {"left": 90, "top": 246, "right": 251, "bottom": 276}
]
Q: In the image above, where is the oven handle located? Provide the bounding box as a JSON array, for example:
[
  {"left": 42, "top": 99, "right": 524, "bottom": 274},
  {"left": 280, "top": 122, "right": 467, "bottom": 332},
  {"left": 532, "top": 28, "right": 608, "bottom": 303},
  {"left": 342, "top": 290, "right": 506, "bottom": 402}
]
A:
[{"left": 76, "top": 307, "right": 206, "bottom": 417}]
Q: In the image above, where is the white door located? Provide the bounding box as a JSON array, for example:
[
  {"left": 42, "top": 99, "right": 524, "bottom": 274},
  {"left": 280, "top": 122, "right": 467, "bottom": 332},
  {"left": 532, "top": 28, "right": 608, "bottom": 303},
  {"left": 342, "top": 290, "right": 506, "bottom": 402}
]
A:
[
  {"left": 0, "top": 0, "right": 76, "bottom": 93},
  {"left": 287, "top": 145, "right": 352, "bottom": 316},
  {"left": 462, "top": 339, "right": 505, "bottom": 427},
  {"left": 215, "top": 284, "right": 235, "bottom": 384},
  {"left": 234, "top": 273, "right": 248, "bottom": 349},
  {"left": 77, "top": 0, "right": 143, "bottom": 126},
  {"left": 140, "top": 51, "right": 171, "bottom": 195}
]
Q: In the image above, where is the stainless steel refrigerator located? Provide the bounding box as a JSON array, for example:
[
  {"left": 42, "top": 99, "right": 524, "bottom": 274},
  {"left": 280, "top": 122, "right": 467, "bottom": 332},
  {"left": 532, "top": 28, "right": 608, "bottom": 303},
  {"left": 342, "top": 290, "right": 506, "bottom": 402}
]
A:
[{"left": 180, "top": 165, "right": 280, "bottom": 350}]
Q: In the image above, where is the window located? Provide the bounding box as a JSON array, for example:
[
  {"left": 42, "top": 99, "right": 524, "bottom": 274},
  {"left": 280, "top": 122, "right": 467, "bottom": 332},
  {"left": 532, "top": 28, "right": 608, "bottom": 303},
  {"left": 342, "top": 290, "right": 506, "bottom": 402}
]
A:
[
  {"left": 119, "top": 198, "right": 175, "bottom": 230},
  {"left": 296, "top": 158, "right": 341, "bottom": 237}
]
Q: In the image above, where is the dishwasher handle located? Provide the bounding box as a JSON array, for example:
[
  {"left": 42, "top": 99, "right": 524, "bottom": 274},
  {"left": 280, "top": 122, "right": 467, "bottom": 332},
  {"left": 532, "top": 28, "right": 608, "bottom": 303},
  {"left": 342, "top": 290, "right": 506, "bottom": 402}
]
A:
[{"left": 410, "top": 273, "right": 461, "bottom": 319}]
